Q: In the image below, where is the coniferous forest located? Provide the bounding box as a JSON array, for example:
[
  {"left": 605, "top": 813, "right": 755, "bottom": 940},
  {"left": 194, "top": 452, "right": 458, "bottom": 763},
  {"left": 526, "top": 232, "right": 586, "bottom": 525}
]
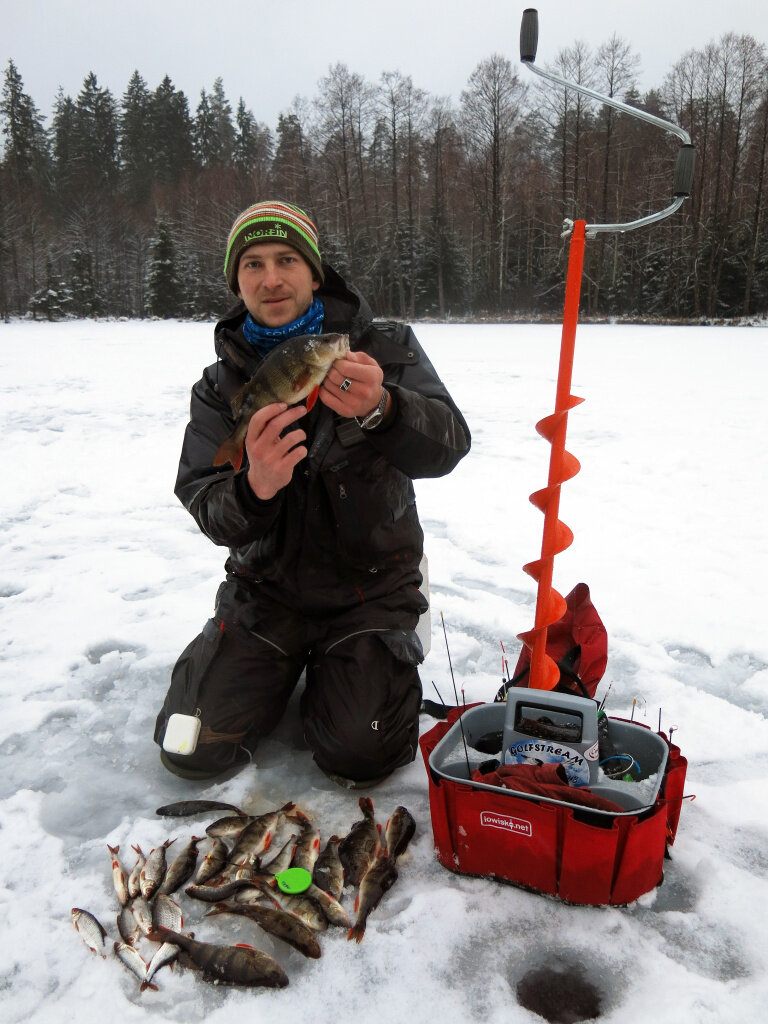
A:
[{"left": 2, "top": 30, "right": 768, "bottom": 322}]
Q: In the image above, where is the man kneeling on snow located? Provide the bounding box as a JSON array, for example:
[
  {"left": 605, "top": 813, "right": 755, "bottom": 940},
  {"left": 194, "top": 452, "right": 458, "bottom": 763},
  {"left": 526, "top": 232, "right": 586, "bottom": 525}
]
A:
[{"left": 154, "top": 200, "right": 470, "bottom": 788}]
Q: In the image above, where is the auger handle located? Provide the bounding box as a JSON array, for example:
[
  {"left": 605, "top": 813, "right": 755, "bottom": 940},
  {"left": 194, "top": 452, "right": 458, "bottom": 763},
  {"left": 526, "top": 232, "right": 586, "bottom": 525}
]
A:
[
  {"left": 520, "top": 7, "right": 694, "bottom": 234},
  {"left": 520, "top": 8, "right": 539, "bottom": 62},
  {"left": 674, "top": 144, "right": 696, "bottom": 198}
]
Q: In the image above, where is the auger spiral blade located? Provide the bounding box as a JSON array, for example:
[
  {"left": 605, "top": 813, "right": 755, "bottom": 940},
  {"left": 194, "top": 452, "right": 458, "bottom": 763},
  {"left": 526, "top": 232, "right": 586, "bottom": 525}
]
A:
[{"left": 517, "top": 220, "right": 587, "bottom": 689}]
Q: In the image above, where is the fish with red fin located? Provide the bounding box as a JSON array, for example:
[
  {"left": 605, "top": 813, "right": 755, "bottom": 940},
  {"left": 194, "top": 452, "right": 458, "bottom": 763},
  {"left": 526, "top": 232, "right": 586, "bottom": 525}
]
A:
[
  {"left": 148, "top": 925, "right": 289, "bottom": 988},
  {"left": 213, "top": 332, "right": 350, "bottom": 470},
  {"left": 384, "top": 806, "right": 416, "bottom": 861},
  {"left": 339, "top": 797, "right": 381, "bottom": 887},
  {"left": 347, "top": 857, "right": 399, "bottom": 943}
]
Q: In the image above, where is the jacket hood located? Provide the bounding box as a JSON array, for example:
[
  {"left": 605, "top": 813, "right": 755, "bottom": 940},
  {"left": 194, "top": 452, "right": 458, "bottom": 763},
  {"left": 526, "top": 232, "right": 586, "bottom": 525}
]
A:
[{"left": 213, "top": 262, "right": 374, "bottom": 373}]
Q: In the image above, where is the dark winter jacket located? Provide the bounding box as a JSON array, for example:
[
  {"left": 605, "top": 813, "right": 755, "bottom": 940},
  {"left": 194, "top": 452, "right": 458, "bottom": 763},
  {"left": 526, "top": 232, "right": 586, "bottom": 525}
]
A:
[{"left": 174, "top": 264, "right": 471, "bottom": 614}]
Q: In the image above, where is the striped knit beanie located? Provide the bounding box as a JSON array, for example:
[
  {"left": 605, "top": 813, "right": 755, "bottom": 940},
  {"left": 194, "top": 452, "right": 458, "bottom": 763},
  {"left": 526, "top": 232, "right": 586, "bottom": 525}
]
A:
[{"left": 224, "top": 201, "right": 324, "bottom": 293}]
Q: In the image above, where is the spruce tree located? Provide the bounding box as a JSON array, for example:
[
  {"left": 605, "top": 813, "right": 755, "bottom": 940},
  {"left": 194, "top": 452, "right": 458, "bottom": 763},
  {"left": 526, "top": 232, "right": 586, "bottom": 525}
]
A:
[
  {"left": 234, "top": 98, "right": 273, "bottom": 192},
  {"left": 51, "top": 88, "right": 76, "bottom": 198},
  {"left": 69, "top": 248, "right": 101, "bottom": 317},
  {"left": 145, "top": 217, "right": 184, "bottom": 317},
  {"left": 120, "top": 71, "right": 152, "bottom": 203},
  {"left": 209, "top": 78, "right": 235, "bottom": 165},
  {"left": 150, "top": 76, "right": 195, "bottom": 185},
  {"left": 273, "top": 112, "right": 312, "bottom": 205},
  {"left": 194, "top": 79, "right": 235, "bottom": 167},
  {"left": 193, "top": 89, "right": 214, "bottom": 166},
  {"left": 28, "top": 258, "right": 71, "bottom": 320},
  {"left": 0, "top": 61, "right": 51, "bottom": 314},
  {"left": 233, "top": 98, "right": 257, "bottom": 173},
  {"left": 0, "top": 60, "right": 49, "bottom": 185},
  {"left": 71, "top": 73, "right": 119, "bottom": 191}
]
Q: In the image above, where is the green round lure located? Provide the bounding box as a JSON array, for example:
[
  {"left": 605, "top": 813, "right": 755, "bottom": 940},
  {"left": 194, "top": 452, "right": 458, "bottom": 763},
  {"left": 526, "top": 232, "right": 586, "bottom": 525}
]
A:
[{"left": 274, "top": 867, "right": 313, "bottom": 894}]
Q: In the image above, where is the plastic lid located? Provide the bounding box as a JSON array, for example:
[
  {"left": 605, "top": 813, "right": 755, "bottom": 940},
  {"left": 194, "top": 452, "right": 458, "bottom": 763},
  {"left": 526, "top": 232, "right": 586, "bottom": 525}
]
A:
[{"left": 274, "top": 867, "right": 313, "bottom": 894}]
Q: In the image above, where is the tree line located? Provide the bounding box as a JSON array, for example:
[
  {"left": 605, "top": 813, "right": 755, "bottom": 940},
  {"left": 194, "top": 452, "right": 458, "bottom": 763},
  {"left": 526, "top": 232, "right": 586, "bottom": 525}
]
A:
[{"left": 2, "top": 30, "right": 767, "bottom": 323}]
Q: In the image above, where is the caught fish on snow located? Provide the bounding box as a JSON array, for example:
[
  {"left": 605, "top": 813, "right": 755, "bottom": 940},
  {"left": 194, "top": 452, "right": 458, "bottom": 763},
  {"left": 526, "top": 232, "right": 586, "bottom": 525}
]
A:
[
  {"left": 339, "top": 797, "right": 381, "bottom": 887},
  {"left": 158, "top": 836, "right": 202, "bottom": 895},
  {"left": 107, "top": 844, "right": 129, "bottom": 907},
  {"left": 127, "top": 844, "right": 145, "bottom": 899},
  {"left": 306, "top": 882, "right": 350, "bottom": 928},
  {"left": 291, "top": 811, "right": 322, "bottom": 874},
  {"left": 117, "top": 903, "right": 141, "bottom": 947},
  {"left": 71, "top": 908, "right": 108, "bottom": 957},
  {"left": 155, "top": 799, "right": 247, "bottom": 818},
  {"left": 185, "top": 877, "right": 269, "bottom": 904},
  {"left": 140, "top": 838, "right": 176, "bottom": 899},
  {"left": 384, "top": 806, "right": 416, "bottom": 861},
  {"left": 152, "top": 893, "right": 184, "bottom": 932},
  {"left": 148, "top": 926, "right": 289, "bottom": 988},
  {"left": 312, "top": 835, "right": 344, "bottom": 901},
  {"left": 130, "top": 896, "right": 155, "bottom": 938},
  {"left": 145, "top": 941, "right": 181, "bottom": 988},
  {"left": 228, "top": 802, "right": 296, "bottom": 867},
  {"left": 114, "top": 940, "right": 157, "bottom": 991},
  {"left": 205, "top": 814, "right": 256, "bottom": 839},
  {"left": 257, "top": 833, "right": 297, "bottom": 877},
  {"left": 204, "top": 901, "right": 322, "bottom": 960},
  {"left": 257, "top": 888, "right": 329, "bottom": 933},
  {"left": 347, "top": 856, "right": 399, "bottom": 944},
  {"left": 194, "top": 836, "right": 229, "bottom": 885},
  {"left": 77, "top": 794, "right": 415, "bottom": 989},
  {"left": 145, "top": 895, "right": 185, "bottom": 986},
  {"left": 213, "top": 332, "right": 350, "bottom": 470}
]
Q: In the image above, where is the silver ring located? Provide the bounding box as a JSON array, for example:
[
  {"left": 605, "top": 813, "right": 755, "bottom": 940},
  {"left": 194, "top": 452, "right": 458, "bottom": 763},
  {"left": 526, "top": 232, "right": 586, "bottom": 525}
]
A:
[{"left": 339, "top": 378, "right": 352, "bottom": 392}]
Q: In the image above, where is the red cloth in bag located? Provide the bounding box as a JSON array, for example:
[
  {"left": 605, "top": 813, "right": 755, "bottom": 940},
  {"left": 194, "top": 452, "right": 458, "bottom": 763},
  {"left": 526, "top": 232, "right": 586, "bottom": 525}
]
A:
[{"left": 472, "top": 761, "right": 625, "bottom": 813}]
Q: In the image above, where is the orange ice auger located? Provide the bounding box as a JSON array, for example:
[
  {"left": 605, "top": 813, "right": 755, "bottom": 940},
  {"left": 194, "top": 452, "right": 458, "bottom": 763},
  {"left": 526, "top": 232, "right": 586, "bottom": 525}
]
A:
[
  {"left": 518, "top": 221, "right": 586, "bottom": 690},
  {"left": 517, "top": 9, "right": 696, "bottom": 690}
]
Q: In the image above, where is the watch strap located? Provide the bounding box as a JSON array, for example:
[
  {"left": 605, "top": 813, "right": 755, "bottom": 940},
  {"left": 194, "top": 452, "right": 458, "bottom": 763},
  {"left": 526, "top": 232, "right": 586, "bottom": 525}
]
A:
[{"left": 355, "top": 387, "right": 389, "bottom": 430}]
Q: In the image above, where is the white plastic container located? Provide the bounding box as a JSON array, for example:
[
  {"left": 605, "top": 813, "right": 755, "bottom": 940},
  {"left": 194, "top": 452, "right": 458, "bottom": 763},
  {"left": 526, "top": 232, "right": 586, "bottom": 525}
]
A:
[
  {"left": 501, "top": 688, "right": 600, "bottom": 785},
  {"left": 429, "top": 699, "right": 669, "bottom": 816}
]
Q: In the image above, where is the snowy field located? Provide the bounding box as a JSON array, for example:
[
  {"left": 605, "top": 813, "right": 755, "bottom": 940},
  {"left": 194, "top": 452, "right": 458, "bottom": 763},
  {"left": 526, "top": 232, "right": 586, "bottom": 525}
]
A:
[{"left": 1, "top": 318, "right": 767, "bottom": 1023}]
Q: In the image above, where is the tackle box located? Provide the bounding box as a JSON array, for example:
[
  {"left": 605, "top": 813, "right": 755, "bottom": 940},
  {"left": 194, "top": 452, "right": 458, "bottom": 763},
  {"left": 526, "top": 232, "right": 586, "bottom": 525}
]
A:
[
  {"left": 420, "top": 696, "right": 687, "bottom": 906},
  {"left": 498, "top": 687, "right": 602, "bottom": 787}
]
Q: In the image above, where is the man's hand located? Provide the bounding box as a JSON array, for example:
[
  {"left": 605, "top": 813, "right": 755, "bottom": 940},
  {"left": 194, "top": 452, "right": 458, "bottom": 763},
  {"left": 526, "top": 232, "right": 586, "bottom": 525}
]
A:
[
  {"left": 244, "top": 402, "right": 308, "bottom": 500},
  {"left": 320, "top": 350, "right": 391, "bottom": 420}
]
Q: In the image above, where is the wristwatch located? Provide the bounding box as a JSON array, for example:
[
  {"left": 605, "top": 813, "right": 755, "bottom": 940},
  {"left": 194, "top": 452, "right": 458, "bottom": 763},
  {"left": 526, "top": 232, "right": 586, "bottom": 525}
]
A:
[{"left": 356, "top": 387, "right": 389, "bottom": 430}]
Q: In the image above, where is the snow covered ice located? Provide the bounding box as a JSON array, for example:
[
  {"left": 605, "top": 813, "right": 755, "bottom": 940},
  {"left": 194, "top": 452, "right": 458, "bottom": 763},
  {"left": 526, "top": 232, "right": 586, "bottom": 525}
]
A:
[{"left": 1, "top": 319, "right": 767, "bottom": 1023}]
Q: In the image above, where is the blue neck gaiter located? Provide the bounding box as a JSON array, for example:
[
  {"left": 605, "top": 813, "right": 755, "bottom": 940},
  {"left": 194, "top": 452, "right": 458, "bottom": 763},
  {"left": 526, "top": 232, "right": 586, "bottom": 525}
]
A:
[{"left": 241, "top": 297, "right": 325, "bottom": 358}]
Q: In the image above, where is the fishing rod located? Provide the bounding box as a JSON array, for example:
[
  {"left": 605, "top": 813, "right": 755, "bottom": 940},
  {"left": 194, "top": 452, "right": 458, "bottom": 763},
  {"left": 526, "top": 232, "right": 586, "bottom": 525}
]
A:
[
  {"left": 516, "top": 9, "right": 695, "bottom": 690},
  {"left": 419, "top": 681, "right": 450, "bottom": 720},
  {"left": 441, "top": 612, "right": 472, "bottom": 778}
]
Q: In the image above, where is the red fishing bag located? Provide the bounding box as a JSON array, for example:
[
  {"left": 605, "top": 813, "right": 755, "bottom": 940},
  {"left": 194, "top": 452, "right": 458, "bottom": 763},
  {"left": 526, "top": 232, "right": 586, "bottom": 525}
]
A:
[{"left": 420, "top": 707, "right": 687, "bottom": 906}]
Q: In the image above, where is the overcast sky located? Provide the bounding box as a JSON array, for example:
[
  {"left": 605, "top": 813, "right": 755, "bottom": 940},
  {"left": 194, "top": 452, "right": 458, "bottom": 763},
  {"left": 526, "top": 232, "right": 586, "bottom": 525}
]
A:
[{"left": 3, "top": 0, "right": 768, "bottom": 129}]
